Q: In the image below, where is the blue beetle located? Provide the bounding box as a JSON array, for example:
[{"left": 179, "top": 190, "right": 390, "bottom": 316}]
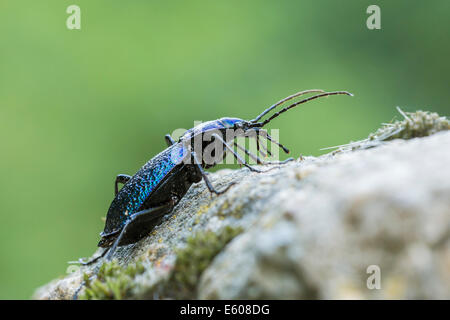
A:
[{"left": 79, "top": 89, "right": 352, "bottom": 264}]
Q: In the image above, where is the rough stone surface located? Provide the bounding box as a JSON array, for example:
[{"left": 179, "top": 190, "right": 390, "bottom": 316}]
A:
[{"left": 33, "top": 111, "right": 450, "bottom": 300}]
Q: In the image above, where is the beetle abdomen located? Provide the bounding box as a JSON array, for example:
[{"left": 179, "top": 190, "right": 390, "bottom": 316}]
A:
[{"left": 102, "top": 143, "right": 188, "bottom": 235}]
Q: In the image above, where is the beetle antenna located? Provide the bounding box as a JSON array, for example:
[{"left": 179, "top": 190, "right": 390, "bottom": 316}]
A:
[
  {"left": 251, "top": 89, "right": 325, "bottom": 123},
  {"left": 252, "top": 91, "right": 353, "bottom": 127}
]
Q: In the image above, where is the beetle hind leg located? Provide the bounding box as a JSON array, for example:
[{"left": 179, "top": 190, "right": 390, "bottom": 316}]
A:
[
  {"left": 105, "top": 201, "right": 176, "bottom": 261},
  {"left": 78, "top": 248, "right": 110, "bottom": 266}
]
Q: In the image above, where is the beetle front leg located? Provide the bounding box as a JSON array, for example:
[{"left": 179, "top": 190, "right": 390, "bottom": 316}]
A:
[
  {"left": 211, "top": 133, "right": 265, "bottom": 173},
  {"left": 115, "top": 174, "right": 131, "bottom": 195},
  {"left": 191, "top": 151, "right": 235, "bottom": 195}
]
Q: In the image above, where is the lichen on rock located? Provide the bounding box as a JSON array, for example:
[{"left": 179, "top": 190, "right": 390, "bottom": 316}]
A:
[{"left": 324, "top": 108, "right": 449, "bottom": 152}]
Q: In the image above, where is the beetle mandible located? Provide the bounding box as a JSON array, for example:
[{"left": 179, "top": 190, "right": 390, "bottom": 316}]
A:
[{"left": 77, "top": 89, "right": 352, "bottom": 265}]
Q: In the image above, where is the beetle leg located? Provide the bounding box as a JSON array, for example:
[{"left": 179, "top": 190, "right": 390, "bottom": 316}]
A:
[
  {"left": 254, "top": 129, "right": 290, "bottom": 154},
  {"left": 115, "top": 174, "right": 131, "bottom": 195},
  {"left": 250, "top": 132, "right": 271, "bottom": 157},
  {"left": 242, "top": 130, "right": 267, "bottom": 158},
  {"left": 258, "top": 157, "right": 294, "bottom": 165},
  {"left": 73, "top": 282, "right": 84, "bottom": 300},
  {"left": 211, "top": 133, "right": 264, "bottom": 173},
  {"left": 191, "top": 151, "right": 235, "bottom": 195},
  {"left": 165, "top": 134, "right": 176, "bottom": 146},
  {"left": 246, "top": 130, "right": 292, "bottom": 164},
  {"left": 255, "top": 136, "right": 267, "bottom": 158},
  {"left": 252, "top": 132, "right": 293, "bottom": 164},
  {"left": 258, "top": 135, "right": 272, "bottom": 157},
  {"left": 105, "top": 201, "right": 175, "bottom": 261},
  {"left": 256, "top": 130, "right": 260, "bottom": 156},
  {"left": 234, "top": 141, "right": 293, "bottom": 166},
  {"left": 265, "top": 158, "right": 294, "bottom": 164},
  {"left": 75, "top": 247, "right": 110, "bottom": 266},
  {"left": 234, "top": 141, "right": 263, "bottom": 164}
]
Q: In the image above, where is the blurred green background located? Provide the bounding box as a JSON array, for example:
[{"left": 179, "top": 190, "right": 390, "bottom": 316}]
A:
[{"left": 0, "top": 0, "right": 449, "bottom": 299}]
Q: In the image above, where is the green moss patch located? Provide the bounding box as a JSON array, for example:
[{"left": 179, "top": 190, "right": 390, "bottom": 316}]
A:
[{"left": 80, "top": 259, "right": 145, "bottom": 300}]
